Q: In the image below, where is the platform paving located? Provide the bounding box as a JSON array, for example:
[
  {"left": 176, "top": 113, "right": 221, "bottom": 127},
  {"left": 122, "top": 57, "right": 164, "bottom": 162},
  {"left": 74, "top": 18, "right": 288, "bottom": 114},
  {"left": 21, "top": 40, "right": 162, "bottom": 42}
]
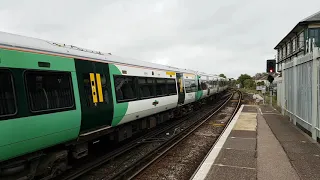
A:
[
  {"left": 257, "top": 112, "right": 299, "bottom": 180},
  {"left": 204, "top": 105, "right": 257, "bottom": 180},
  {"left": 261, "top": 105, "right": 320, "bottom": 180},
  {"left": 193, "top": 105, "right": 320, "bottom": 180}
]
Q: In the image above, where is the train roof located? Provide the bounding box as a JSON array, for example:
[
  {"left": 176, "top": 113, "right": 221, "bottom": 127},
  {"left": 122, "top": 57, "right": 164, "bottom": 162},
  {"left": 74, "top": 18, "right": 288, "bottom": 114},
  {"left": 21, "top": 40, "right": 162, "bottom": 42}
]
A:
[{"left": 0, "top": 31, "right": 196, "bottom": 74}]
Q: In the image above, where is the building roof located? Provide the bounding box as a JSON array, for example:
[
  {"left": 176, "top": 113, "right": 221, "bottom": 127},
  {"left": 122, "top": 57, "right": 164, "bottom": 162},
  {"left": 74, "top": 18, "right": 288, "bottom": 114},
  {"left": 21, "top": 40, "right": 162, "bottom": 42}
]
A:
[
  {"left": 255, "top": 75, "right": 268, "bottom": 81},
  {"left": 274, "top": 11, "right": 320, "bottom": 50},
  {"left": 301, "top": 11, "right": 320, "bottom": 22}
]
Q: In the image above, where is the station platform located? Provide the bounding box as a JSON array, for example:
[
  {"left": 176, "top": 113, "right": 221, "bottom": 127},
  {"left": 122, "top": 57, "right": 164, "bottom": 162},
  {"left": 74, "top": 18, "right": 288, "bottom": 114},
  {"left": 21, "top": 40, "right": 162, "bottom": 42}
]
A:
[{"left": 192, "top": 105, "right": 320, "bottom": 180}]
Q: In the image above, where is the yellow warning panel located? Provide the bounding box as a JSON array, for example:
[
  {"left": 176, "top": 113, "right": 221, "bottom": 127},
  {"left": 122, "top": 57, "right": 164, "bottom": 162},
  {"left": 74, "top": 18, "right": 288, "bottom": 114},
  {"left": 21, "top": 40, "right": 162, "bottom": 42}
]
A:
[
  {"left": 90, "top": 73, "right": 98, "bottom": 103},
  {"left": 209, "top": 122, "right": 226, "bottom": 127},
  {"left": 184, "top": 73, "right": 195, "bottom": 78},
  {"left": 233, "top": 112, "right": 257, "bottom": 131},
  {"left": 96, "top": 73, "right": 104, "bottom": 102},
  {"left": 179, "top": 78, "right": 183, "bottom": 92},
  {"left": 211, "top": 123, "right": 225, "bottom": 127},
  {"left": 166, "top": 71, "right": 176, "bottom": 76}
]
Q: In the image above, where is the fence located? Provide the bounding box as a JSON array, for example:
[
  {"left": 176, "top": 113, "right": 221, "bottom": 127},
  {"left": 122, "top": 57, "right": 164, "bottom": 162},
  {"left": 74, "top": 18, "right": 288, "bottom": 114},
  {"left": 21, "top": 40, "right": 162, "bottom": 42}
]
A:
[{"left": 277, "top": 39, "right": 320, "bottom": 140}]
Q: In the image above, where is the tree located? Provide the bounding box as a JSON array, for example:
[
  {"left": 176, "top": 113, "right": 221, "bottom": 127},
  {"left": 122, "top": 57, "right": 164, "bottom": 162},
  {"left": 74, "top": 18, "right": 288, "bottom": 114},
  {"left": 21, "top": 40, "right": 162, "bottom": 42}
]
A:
[
  {"left": 256, "top": 81, "right": 265, "bottom": 86},
  {"left": 219, "top": 74, "right": 226, "bottom": 78},
  {"left": 237, "top": 74, "right": 252, "bottom": 88},
  {"left": 243, "top": 79, "right": 255, "bottom": 89},
  {"left": 254, "top": 73, "right": 262, "bottom": 80}
]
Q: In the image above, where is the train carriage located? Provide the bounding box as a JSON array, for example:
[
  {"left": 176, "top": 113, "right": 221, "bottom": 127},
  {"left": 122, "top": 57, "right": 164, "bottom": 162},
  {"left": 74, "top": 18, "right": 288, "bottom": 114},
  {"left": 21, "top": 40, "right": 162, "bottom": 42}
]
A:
[
  {"left": 208, "top": 75, "right": 219, "bottom": 95},
  {"left": 0, "top": 31, "right": 228, "bottom": 179}
]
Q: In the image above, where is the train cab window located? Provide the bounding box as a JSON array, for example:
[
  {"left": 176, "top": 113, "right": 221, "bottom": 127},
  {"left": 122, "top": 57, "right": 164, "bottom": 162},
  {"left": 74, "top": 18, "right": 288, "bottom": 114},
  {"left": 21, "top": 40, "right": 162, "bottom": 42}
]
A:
[
  {"left": 0, "top": 70, "right": 17, "bottom": 117},
  {"left": 185, "top": 79, "right": 197, "bottom": 93},
  {"left": 138, "top": 77, "right": 155, "bottom": 99},
  {"left": 114, "top": 75, "right": 137, "bottom": 102},
  {"left": 25, "top": 71, "right": 74, "bottom": 112},
  {"left": 156, "top": 78, "right": 167, "bottom": 97},
  {"left": 167, "top": 79, "right": 177, "bottom": 95}
]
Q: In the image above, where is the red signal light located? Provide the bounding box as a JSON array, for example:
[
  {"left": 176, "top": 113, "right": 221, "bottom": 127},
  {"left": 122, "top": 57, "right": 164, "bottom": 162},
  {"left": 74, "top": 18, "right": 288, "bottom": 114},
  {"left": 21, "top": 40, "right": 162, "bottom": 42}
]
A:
[{"left": 269, "top": 69, "right": 273, "bottom": 73}]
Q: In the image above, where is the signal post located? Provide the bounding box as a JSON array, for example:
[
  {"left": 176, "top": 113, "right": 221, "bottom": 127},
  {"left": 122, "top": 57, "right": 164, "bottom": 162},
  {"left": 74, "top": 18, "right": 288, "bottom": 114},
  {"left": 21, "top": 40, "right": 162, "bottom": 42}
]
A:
[{"left": 266, "top": 59, "right": 276, "bottom": 105}]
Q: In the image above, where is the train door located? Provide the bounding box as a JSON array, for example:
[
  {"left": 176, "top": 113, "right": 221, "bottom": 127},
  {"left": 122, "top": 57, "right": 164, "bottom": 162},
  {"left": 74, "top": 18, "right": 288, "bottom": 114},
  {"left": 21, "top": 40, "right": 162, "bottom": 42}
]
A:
[
  {"left": 176, "top": 73, "right": 185, "bottom": 104},
  {"left": 206, "top": 76, "right": 210, "bottom": 96},
  {"left": 75, "top": 60, "right": 114, "bottom": 132}
]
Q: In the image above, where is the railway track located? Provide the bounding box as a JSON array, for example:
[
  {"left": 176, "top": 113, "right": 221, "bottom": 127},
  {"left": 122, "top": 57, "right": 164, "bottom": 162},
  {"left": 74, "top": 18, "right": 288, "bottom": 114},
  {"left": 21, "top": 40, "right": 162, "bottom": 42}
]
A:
[
  {"left": 123, "top": 90, "right": 242, "bottom": 180},
  {"left": 53, "top": 92, "right": 232, "bottom": 180}
]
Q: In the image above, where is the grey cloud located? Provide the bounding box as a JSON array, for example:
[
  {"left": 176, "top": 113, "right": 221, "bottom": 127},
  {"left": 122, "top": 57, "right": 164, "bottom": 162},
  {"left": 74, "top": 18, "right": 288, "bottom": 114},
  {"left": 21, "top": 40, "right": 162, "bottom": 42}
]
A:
[{"left": 1, "top": 0, "right": 320, "bottom": 78}]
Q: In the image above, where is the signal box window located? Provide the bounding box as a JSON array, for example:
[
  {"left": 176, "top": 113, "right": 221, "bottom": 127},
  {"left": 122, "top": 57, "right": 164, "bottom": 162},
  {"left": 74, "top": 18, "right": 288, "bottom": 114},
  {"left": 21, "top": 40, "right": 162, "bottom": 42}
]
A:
[
  {"left": 138, "top": 77, "right": 155, "bottom": 98},
  {"left": 114, "top": 76, "right": 136, "bottom": 102},
  {"left": 0, "top": 70, "right": 16, "bottom": 117},
  {"left": 156, "top": 78, "right": 167, "bottom": 97},
  {"left": 167, "top": 79, "right": 177, "bottom": 95},
  {"left": 25, "top": 71, "right": 74, "bottom": 112},
  {"left": 309, "top": 28, "right": 320, "bottom": 47}
]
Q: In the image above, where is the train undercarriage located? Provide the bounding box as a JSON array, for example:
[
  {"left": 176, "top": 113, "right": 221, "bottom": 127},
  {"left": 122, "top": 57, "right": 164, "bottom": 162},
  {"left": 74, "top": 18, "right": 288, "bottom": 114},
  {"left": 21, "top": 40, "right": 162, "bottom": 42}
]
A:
[{"left": 0, "top": 92, "right": 225, "bottom": 180}]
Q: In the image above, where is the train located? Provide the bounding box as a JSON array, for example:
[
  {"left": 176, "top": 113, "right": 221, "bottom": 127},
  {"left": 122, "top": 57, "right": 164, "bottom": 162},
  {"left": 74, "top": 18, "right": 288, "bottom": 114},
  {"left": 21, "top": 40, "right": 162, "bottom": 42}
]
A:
[{"left": 0, "top": 31, "right": 229, "bottom": 179}]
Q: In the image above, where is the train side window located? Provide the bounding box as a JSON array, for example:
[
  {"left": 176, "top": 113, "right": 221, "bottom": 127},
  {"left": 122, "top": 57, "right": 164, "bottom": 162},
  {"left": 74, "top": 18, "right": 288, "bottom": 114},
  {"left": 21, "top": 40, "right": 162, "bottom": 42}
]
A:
[
  {"left": 156, "top": 78, "right": 167, "bottom": 97},
  {"left": 167, "top": 79, "right": 177, "bottom": 95},
  {"left": 114, "top": 75, "right": 137, "bottom": 102},
  {"left": 209, "top": 80, "right": 213, "bottom": 88},
  {"left": 185, "top": 79, "right": 197, "bottom": 93},
  {"left": 0, "top": 70, "right": 17, "bottom": 117},
  {"left": 25, "top": 71, "right": 74, "bottom": 112},
  {"left": 138, "top": 77, "right": 155, "bottom": 99},
  {"left": 201, "top": 81, "right": 208, "bottom": 90},
  {"left": 213, "top": 80, "right": 217, "bottom": 86},
  {"left": 191, "top": 80, "right": 197, "bottom": 92},
  {"left": 83, "top": 74, "right": 95, "bottom": 107},
  {"left": 99, "top": 74, "right": 110, "bottom": 104}
]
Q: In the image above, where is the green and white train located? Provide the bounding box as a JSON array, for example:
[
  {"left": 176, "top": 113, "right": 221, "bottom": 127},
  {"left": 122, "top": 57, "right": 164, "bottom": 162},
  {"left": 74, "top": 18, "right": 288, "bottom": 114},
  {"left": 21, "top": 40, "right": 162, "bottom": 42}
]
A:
[{"left": 0, "top": 32, "right": 228, "bottom": 179}]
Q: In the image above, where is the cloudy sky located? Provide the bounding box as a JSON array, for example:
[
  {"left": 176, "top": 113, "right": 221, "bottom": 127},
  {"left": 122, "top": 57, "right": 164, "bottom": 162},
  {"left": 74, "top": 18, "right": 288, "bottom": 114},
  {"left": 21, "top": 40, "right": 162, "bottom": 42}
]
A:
[{"left": 1, "top": 0, "right": 320, "bottom": 78}]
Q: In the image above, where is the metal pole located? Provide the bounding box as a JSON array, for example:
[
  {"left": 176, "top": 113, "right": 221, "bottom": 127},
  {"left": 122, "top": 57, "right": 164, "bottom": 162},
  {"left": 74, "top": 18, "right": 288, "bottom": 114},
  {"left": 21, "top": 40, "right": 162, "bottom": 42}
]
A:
[
  {"left": 270, "top": 88, "right": 272, "bottom": 105},
  {"left": 293, "top": 57, "right": 297, "bottom": 125},
  {"left": 311, "top": 39, "right": 319, "bottom": 140}
]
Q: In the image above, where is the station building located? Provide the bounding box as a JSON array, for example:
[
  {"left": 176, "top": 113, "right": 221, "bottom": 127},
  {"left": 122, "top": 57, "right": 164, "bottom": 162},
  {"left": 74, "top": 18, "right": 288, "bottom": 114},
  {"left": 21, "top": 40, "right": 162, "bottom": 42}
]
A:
[
  {"left": 274, "top": 11, "right": 320, "bottom": 140},
  {"left": 275, "top": 11, "right": 320, "bottom": 71}
]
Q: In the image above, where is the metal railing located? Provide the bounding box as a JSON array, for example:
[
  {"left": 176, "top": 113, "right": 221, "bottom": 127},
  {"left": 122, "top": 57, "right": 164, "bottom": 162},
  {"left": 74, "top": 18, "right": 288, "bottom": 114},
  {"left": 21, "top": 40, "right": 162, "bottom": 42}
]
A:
[{"left": 277, "top": 38, "right": 320, "bottom": 139}]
